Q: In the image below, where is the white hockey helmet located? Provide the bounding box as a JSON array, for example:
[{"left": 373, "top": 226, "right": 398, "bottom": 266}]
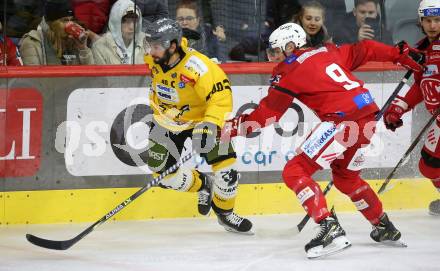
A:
[
  {"left": 418, "top": 0, "right": 440, "bottom": 19},
  {"left": 268, "top": 23, "right": 307, "bottom": 51}
]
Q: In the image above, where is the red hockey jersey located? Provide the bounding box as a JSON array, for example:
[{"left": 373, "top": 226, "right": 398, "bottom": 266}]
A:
[
  {"left": 404, "top": 38, "right": 440, "bottom": 118},
  {"left": 244, "top": 40, "right": 405, "bottom": 127},
  {"left": 0, "top": 36, "right": 22, "bottom": 66}
]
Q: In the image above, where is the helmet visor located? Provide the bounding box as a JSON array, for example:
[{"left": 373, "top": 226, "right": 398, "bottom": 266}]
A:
[
  {"left": 266, "top": 47, "right": 285, "bottom": 62},
  {"left": 144, "top": 37, "right": 167, "bottom": 55}
]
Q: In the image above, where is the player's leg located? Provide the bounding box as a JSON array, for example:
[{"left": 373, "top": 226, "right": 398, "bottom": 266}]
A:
[
  {"left": 203, "top": 142, "right": 253, "bottom": 234},
  {"left": 283, "top": 121, "right": 351, "bottom": 258},
  {"left": 419, "top": 120, "right": 440, "bottom": 215},
  {"left": 147, "top": 122, "right": 211, "bottom": 215},
  {"left": 333, "top": 116, "right": 404, "bottom": 245}
]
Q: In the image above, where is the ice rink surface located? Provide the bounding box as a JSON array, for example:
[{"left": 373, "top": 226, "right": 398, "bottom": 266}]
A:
[{"left": 1, "top": 210, "right": 439, "bottom": 271}]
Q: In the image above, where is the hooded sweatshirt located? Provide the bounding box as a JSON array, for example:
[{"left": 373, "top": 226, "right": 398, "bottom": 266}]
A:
[{"left": 92, "top": 0, "right": 145, "bottom": 64}]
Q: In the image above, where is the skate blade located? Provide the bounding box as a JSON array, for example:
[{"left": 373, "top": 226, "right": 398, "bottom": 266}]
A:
[
  {"left": 307, "top": 236, "right": 352, "bottom": 259},
  {"left": 223, "top": 226, "right": 255, "bottom": 236},
  {"left": 379, "top": 239, "right": 407, "bottom": 248}
]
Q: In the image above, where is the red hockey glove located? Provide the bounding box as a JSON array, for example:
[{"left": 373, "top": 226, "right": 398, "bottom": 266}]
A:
[
  {"left": 220, "top": 114, "right": 248, "bottom": 142},
  {"left": 384, "top": 96, "right": 410, "bottom": 131},
  {"left": 393, "top": 41, "right": 425, "bottom": 73}
]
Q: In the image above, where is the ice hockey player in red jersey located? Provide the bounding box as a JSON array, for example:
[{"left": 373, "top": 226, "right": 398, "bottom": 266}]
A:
[
  {"left": 384, "top": 0, "right": 440, "bottom": 216},
  {"left": 222, "top": 22, "right": 423, "bottom": 258}
]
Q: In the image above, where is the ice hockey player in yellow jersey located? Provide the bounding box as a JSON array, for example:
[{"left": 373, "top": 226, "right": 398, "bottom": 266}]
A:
[{"left": 143, "top": 18, "right": 253, "bottom": 234}]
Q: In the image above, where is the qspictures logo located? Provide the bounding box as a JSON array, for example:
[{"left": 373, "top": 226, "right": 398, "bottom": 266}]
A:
[{"left": 0, "top": 88, "right": 43, "bottom": 177}]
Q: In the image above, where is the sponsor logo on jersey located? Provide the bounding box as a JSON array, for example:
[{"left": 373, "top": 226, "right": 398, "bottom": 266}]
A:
[
  {"left": 424, "top": 64, "right": 439, "bottom": 77},
  {"left": 156, "top": 83, "right": 179, "bottom": 102},
  {"left": 296, "top": 47, "right": 328, "bottom": 64},
  {"left": 171, "top": 72, "right": 177, "bottom": 78},
  {"left": 285, "top": 54, "right": 297, "bottom": 64},
  {"left": 300, "top": 122, "right": 337, "bottom": 158},
  {"left": 178, "top": 82, "right": 185, "bottom": 88},
  {"left": 184, "top": 56, "right": 208, "bottom": 76},
  {"left": 269, "top": 74, "right": 282, "bottom": 84},
  {"left": 353, "top": 91, "right": 374, "bottom": 109},
  {"left": 433, "top": 45, "right": 440, "bottom": 51},
  {"left": 180, "top": 74, "right": 194, "bottom": 83}
]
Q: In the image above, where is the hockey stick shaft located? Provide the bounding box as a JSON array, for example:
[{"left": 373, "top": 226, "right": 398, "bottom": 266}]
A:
[
  {"left": 26, "top": 151, "right": 195, "bottom": 250},
  {"left": 377, "top": 109, "right": 440, "bottom": 194},
  {"left": 296, "top": 70, "right": 414, "bottom": 232}
]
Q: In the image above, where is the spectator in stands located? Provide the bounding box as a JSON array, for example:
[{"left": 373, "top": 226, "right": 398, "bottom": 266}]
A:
[
  {"left": 71, "top": 0, "right": 112, "bottom": 44},
  {"left": 19, "top": 0, "right": 94, "bottom": 65},
  {"left": 293, "top": 1, "right": 332, "bottom": 47},
  {"left": 0, "top": 0, "right": 44, "bottom": 46},
  {"left": 175, "top": 0, "right": 225, "bottom": 62},
  {"left": 0, "top": 22, "right": 23, "bottom": 66},
  {"left": 135, "top": 0, "right": 169, "bottom": 31},
  {"left": 332, "top": 0, "right": 393, "bottom": 45},
  {"left": 92, "top": 0, "right": 145, "bottom": 64}
]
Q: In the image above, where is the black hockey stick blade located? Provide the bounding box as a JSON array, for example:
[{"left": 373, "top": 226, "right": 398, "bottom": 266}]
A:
[
  {"left": 26, "top": 234, "right": 77, "bottom": 250},
  {"left": 25, "top": 152, "right": 195, "bottom": 250}
]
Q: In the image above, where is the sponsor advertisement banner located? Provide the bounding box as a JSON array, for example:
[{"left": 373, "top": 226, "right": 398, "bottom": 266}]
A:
[
  {"left": 63, "top": 84, "right": 411, "bottom": 176},
  {"left": 0, "top": 88, "right": 43, "bottom": 177}
]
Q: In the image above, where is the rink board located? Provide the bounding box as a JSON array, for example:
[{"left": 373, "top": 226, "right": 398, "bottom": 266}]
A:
[{"left": 0, "top": 178, "right": 437, "bottom": 225}]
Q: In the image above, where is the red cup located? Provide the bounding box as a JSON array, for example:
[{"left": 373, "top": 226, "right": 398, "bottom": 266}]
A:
[{"left": 65, "top": 22, "right": 87, "bottom": 43}]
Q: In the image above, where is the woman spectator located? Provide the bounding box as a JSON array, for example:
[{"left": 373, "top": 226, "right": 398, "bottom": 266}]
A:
[
  {"left": 0, "top": 22, "right": 23, "bottom": 66},
  {"left": 175, "top": 0, "right": 226, "bottom": 62},
  {"left": 19, "top": 0, "right": 94, "bottom": 65},
  {"left": 92, "top": 0, "right": 145, "bottom": 64},
  {"left": 294, "top": 1, "right": 332, "bottom": 47}
]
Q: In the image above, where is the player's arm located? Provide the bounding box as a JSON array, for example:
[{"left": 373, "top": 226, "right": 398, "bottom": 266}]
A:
[
  {"left": 222, "top": 85, "right": 294, "bottom": 139},
  {"left": 192, "top": 62, "right": 233, "bottom": 153},
  {"left": 337, "top": 40, "right": 423, "bottom": 72}
]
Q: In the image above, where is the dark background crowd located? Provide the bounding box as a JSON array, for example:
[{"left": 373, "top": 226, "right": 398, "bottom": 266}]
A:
[{"left": 0, "top": 0, "right": 423, "bottom": 66}]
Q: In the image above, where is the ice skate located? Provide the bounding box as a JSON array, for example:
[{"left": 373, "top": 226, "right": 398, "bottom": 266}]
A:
[
  {"left": 370, "top": 213, "right": 407, "bottom": 247},
  {"left": 305, "top": 211, "right": 351, "bottom": 259},
  {"left": 217, "top": 212, "right": 254, "bottom": 235},
  {"left": 429, "top": 199, "right": 440, "bottom": 216},
  {"left": 197, "top": 174, "right": 213, "bottom": 216}
]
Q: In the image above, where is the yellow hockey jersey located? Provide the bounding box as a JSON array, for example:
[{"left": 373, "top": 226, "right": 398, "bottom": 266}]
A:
[{"left": 144, "top": 44, "right": 233, "bottom": 132}]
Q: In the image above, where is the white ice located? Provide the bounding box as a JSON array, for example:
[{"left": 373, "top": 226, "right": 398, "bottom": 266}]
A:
[{"left": 1, "top": 210, "right": 439, "bottom": 271}]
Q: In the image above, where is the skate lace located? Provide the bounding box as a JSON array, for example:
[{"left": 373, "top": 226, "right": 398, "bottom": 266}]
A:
[
  {"left": 198, "top": 190, "right": 209, "bottom": 205},
  {"left": 226, "top": 213, "right": 243, "bottom": 226},
  {"left": 312, "top": 221, "right": 329, "bottom": 241}
]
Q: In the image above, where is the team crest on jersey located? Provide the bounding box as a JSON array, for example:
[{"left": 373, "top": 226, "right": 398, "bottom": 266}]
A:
[
  {"left": 156, "top": 83, "right": 179, "bottom": 103},
  {"left": 420, "top": 78, "right": 440, "bottom": 106},
  {"left": 424, "top": 64, "right": 439, "bottom": 77}
]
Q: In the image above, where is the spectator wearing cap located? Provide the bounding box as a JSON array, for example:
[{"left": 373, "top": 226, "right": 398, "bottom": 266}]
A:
[
  {"left": 0, "top": 22, "right": 23, "bottom": 66},
  {"left": 92, "top": 0, "right": 146, "bottom": 64},
  {"left": 19, "top": 0, "right": 94, "bottom": 65}
]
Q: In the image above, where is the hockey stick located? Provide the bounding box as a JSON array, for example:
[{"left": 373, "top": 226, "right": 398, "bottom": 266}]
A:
[
  {"left": 26, "top": 151, "right": 195, "bottom": 250},
  {"left": 377, "top": 109, "right": 440, "bottom": 194},
  {"left": 296, "top": 69, "right": 415, "bottom": 232}
]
